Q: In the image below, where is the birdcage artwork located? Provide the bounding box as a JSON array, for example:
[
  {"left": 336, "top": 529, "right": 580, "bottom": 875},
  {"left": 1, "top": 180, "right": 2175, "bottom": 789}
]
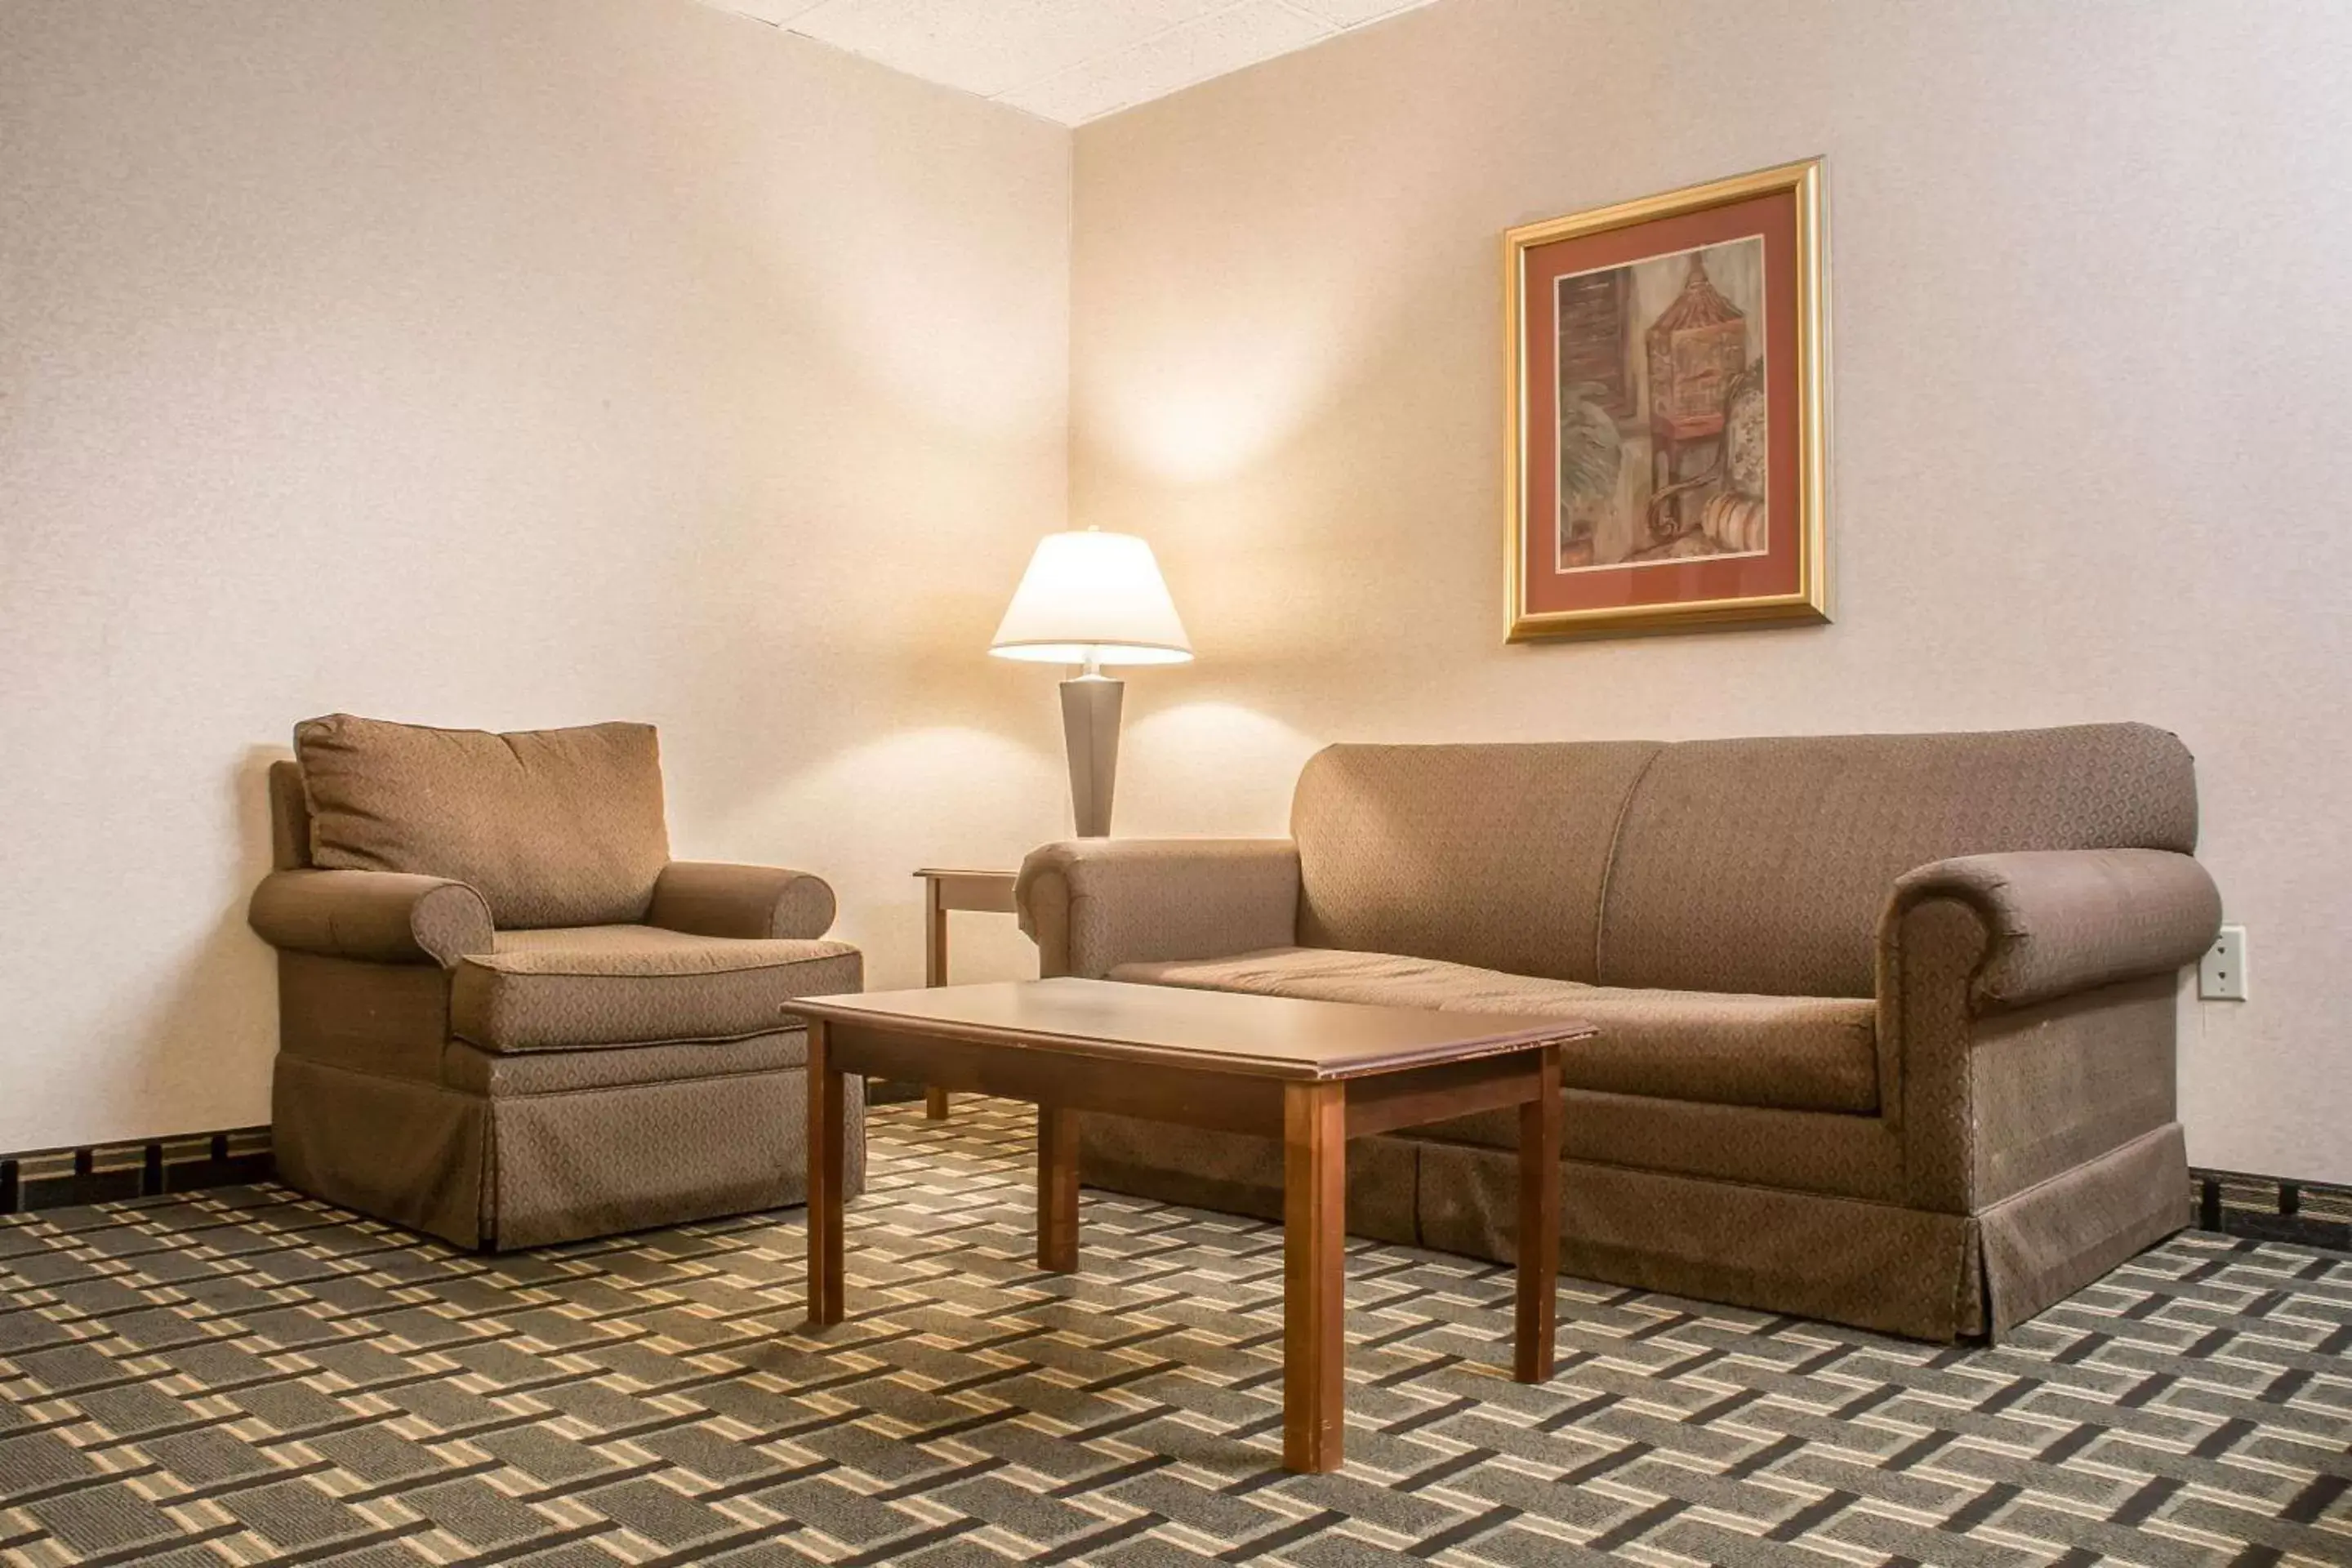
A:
[{"left": 1645, "top": 254, "right": 1749, "bottom": 432}]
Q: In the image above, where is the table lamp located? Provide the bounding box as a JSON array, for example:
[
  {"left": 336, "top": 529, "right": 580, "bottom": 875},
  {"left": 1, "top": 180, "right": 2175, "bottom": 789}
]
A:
[{"left": 990, "top": 528, "right": 1192, "bottom": 837}]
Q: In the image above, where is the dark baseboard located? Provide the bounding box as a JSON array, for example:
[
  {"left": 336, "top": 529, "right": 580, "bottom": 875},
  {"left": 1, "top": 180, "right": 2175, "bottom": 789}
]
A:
[
  {"left": 1, "top": 1123, "right": 2345, "bottom": 1255},
  {"left": 2190, "top": 1167, "right": 2352, "bottom": 1251},
  {"left": 0, "top": 1127, "right": 272, "bottom": 1216}
]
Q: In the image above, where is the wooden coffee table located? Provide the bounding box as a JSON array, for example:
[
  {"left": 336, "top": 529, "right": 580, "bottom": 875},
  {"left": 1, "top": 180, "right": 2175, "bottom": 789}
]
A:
[{"left": 788, "top": 978, "right": 1594, "bottom": 1473}]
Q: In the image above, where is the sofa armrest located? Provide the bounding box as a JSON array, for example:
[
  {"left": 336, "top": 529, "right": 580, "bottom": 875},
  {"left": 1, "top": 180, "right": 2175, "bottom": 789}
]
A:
[
  {"left": 1882, "top": 849, "right": 2218, "bottom": 1219},
  {"left": 648, "top": 860, "right": 837, "bottom": 941},
  {"left": 248, "top": 869, "right": 494, "bottom": 967},
  {"left": 1017, "top": 839, "right": 1301, "bottom": 978},
  {"left": 1883, "top": 849, "right": 2221, "bottom": 1013}
]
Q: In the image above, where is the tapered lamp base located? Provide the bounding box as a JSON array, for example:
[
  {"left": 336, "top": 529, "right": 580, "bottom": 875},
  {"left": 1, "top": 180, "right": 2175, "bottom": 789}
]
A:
[{"left": 1059, "top": 675, "right": 1124, "bottom": 838}]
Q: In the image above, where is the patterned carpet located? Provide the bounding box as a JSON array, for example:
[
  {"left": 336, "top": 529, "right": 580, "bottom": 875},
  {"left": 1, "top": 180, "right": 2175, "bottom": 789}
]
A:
[{"left": 1, "top": 1101, "right": 2347, "bottom": 1567}]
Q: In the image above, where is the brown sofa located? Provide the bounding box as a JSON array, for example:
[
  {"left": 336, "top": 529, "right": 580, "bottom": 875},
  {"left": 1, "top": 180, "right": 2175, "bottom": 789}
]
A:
[
  {"left": 249, "top": 714, "right": 864, "bottom": 1250},
  {"left": 1016, "top": 724, "right": 2221, "bottom": 1341}
]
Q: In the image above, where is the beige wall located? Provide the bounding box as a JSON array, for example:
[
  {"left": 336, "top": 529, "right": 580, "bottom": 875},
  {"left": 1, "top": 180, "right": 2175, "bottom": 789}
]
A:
[
  {"left": 1071, "top": 0, "right": 2352, "bottom": 1181},
  {"left": 7, "top": 0, "right": 2344, "bottom": 1183},
  {"left": 0, "top": 0, "right": 1068, "bottom": 1148}
]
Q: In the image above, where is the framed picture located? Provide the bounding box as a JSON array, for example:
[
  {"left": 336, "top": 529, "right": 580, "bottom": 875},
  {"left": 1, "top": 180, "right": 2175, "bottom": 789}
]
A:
[{"left": 1505, "top": 158, "right": 1829, "bottom": 641}]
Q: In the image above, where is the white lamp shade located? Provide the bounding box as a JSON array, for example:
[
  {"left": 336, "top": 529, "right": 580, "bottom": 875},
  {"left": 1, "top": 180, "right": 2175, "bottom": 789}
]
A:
[{"left": 989, "top": 529, "right": 1193, "bottom": 666}]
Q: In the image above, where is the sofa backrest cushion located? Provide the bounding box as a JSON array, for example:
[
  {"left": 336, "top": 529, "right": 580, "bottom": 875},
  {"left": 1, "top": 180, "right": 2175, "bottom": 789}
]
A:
[
  {"left": 1596, "top": 723, "right": 2198, "bottom": 997},
  {"left": 295, "top": 714, "right": 670, "bottom": 929},
  {"left": 1291, "top": 741, "right": 1664, "bottom": 982}
]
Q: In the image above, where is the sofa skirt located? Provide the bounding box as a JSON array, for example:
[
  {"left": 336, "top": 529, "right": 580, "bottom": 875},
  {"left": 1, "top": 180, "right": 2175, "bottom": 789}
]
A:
[
  {"left": 1080, "top": 1111, "right": 1422, "bottom": 1246},
  {"left": 273, "top": 1053, "right": 865, "bottom": 1250},
  {"left": 1423, "top": 1142, "right": 1987, "bottom": 1340},
  {"left": 1074, "top": 1112, "right": 2189, "bottom": 1343}
]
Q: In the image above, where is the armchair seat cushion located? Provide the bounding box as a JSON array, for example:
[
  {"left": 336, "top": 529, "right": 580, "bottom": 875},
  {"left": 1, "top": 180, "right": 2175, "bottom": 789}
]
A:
[
  {"left": 1114, "top": 946, "right": 1880, "bottom": 1116},
  {"left": 452, "top": 926, "right": 860, "bottom": 1052}
]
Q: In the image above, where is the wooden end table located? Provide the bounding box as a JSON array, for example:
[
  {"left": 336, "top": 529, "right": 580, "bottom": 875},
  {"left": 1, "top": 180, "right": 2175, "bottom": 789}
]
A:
[
  {"left": 911, "top": 867, "right": 1018, "bottom": 1120},
  {"left": 790, "top": 978, "right": 1592, "bottom": 1474}
]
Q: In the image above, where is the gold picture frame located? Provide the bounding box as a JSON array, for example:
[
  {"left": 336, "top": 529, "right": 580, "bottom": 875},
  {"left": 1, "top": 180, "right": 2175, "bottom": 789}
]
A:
[{"left": 1505, "top": 158, "right": 1829, "bottom": 641}]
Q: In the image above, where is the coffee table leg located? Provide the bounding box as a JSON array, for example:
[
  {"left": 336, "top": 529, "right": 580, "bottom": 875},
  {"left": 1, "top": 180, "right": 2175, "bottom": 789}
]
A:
[
  {"left": 1038, "top": 1104, "right": 1080, "bottom": 1272},
  {"left": 1284, "top": 1080, "right": 1347, "bottom": 1473},
  {"left": 806, "top": 1020, "right": 845, "bottom": 1327},
  {"left": 1515, "top": 1045, "right": 1562, "bottom": 1382}
]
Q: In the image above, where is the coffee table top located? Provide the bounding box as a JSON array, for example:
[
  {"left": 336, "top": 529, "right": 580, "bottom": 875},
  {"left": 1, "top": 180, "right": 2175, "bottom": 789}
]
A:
[{"left": 788, "top": 978, "right": 1595, "bottom": 1082}]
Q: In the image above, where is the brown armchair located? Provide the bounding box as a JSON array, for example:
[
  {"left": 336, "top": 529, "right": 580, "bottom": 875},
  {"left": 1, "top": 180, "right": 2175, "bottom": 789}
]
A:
[{"left": 248, "top": 714, "right": 864, "bottom": 1250}]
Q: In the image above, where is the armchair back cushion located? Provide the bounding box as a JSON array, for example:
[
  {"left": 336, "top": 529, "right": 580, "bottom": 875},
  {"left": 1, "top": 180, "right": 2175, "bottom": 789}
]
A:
[
  {"left": 269, "top": 759, "right": 313, "bottom": 871},
  {"left": 294, "top": 714, "right": 670, "bottom": 929},
  {"left": 1290, "top": 724, "right": 2199, "bottom": 1002}
]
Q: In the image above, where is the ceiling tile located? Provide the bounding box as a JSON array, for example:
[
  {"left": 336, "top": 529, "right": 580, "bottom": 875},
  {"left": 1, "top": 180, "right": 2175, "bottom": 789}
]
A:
[
  {"left": 1000, "top": 0, "right": 1331, "bottom": 124},
  {"left": 786, "top": 0, "right": 1227, "bottom": 100}
]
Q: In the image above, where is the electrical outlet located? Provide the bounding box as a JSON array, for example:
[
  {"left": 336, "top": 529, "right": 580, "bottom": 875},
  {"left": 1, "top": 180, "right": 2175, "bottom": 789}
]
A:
[{"left": 2199, "top": 924, "right": 2248, "bottom": 1001}]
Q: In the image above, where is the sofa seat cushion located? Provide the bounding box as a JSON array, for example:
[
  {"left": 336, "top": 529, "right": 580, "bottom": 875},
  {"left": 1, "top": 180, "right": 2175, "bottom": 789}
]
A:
[
  {"left": 452, "top": 926, "right": 860, "bottom": 1052},
  {"left": 1113, "top": 946, "right": 1879, "bottom": 1116}
]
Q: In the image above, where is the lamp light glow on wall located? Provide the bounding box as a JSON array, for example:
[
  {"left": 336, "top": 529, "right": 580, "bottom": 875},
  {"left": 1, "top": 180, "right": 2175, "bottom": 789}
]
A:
[{"left": 990, "top": 528, "right": 1191, "bottom": 838}]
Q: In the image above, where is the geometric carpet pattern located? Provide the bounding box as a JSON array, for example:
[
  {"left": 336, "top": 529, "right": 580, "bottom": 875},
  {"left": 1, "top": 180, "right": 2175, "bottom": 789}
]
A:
[{"left": 1, "top": 1100, "right": 2346, "bottom": 1567}]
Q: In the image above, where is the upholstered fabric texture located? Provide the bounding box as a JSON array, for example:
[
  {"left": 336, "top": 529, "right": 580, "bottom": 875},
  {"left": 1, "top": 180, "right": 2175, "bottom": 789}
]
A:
[
  {"left": 485, "top": 1068, "right": 858, "bottom": 1251},
  {"left": 440, "top": 1027, "right": 806, "bottom": 1097},
  {"left": 1078, "top": 1109, "right": 1422, "bottom": 1246},
  {"left": 1975, "top": 1124, "right": 2190, "bottom": 1334},
  {"left": 1023, "top": 722, "right": 2215, "bottom": 1341},
  {"left": 272, "top": 1050, "right": 865, "bottom": 1252},
  {"left": 1290, "top": 740, "right": 1662, "bottom": 981},
  {"left": 1594, "top": 723, "right": 2199, "bottom": 998},
  {"left": 1017, "top": 838, "right": 1301, "bottom": 979},
  {"left": 248, "top": 868, "right": 495, "bottom": 968},
  {"left": 1550, "top": 1090, "right": 1904, "bottom": 1201},
  {"left": 1419, "top": 1143, "right": 1987, "bottom": 1342},
  {"left": 451, "top": 926, "right": 862, "bottom": 1052},
  {"left": 271, "top": 1054, "right": 488, "bottom": 1247},
  {"left": 1023, "top": 724, "right": 2208, "bottom": 1004},
  {"left": 274, "top": 951, "right": 455, "bottom": 1085},
  {"left": 293, "top": 713, "right": 671, "bottom": 929},
  {"left": 1886, "top": 848, "right": 2222, "bottom": 1011},
  {"left": 1961, "top": 977, "right": 2179, "bottom": 1209},
  {"left": 649, "top": 859, "right": 837, "bottom": 941},
  {"left": 267, "top": 758, "right": 312, "bottom": 871},
  {"left": 1117, "top": 947, "right": 1880, "bottom": 1115},
  {"left": 256, "top": 733, "right": 862, "bottom": 1253}
]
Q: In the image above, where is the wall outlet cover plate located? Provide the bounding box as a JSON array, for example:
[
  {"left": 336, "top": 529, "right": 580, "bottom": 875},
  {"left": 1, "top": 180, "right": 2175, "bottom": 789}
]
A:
[{"left": 2199, "top": 924, "right": 2248, "bottom": 1001}]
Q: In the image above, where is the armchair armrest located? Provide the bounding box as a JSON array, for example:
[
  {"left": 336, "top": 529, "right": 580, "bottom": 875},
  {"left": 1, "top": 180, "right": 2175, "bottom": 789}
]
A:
[
  {"left": 1883, "top": 848, "right": 2222, "bottom": 1013},
  {"left": 1016, "top": 838, "right": 1300, "bottom": 978},
  {"left": 648, "top": 860, "right": 837, "bottom": 941},
  {"left": 247, "top": 869, "right": 494, "bottom": 967}
]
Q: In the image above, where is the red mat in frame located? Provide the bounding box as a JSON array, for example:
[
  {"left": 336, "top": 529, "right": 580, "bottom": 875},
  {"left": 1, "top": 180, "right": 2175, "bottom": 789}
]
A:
[{"left": 1505, "top": 159, "right": 1829, "bottom": 641}]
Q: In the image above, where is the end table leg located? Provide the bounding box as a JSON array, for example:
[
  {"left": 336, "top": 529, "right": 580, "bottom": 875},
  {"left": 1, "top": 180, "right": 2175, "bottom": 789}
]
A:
[
  {"left": 1284, "top": 1080, "right": 1347, "bottom": 1473},
  {"left": 1038, "top": 1104, "right": 1080, "bottom": 1272},
  {"left": 922, "top": 880, "right": 951, "bottom": 1120},
  {"left": 1515, "top": 1045, "right": 1562, "bottom": 1382},
  {"left": 806, "top": 1020, "right": 845, "bottom": 1327}
]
